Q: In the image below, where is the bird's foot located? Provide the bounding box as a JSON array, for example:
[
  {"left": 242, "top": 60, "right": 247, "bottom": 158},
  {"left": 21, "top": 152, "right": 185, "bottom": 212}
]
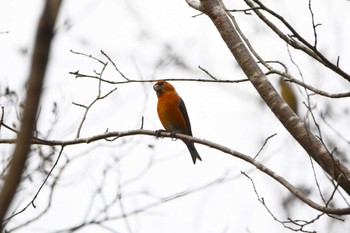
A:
[
  {"left": 155, "top": 129, "right": 167, "bottom": 138},
  {"left": 170, "top": 130, "right": 182, "bottom": 141}
]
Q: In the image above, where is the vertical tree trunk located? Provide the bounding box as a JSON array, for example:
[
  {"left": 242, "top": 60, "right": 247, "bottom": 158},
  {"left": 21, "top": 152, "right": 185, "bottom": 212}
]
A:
[{"left": 0, "top": 1, "right": 61, "bottom": 229}]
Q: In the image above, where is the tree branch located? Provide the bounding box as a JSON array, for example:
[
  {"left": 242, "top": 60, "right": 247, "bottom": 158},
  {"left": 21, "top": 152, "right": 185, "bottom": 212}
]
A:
[
  {"left": 245, "top": 0, "right": 350, "bottom": 82},
  {"left": 0, "top": 1, "right": 61, "bottom": 228},
  {"left": 1, "top": 129, "right": 350, "bottom": 215},
  {"left": 190, "top": 0, "right": 350, "bottom": 195}
]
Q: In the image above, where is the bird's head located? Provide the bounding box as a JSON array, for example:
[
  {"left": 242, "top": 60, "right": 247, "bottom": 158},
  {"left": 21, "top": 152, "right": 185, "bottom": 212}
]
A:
[{"left": 153, "top": 80, "right": 175, "bottom": 97}]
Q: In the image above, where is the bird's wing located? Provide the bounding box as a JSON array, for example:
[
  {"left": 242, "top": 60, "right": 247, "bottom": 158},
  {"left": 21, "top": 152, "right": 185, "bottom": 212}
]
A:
[{"left": 178, "top": 98, "right": 193, "bottom": 136}]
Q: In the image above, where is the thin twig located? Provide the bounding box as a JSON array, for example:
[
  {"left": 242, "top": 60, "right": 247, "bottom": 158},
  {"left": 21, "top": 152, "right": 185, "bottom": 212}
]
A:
[
  {"left": 198, "top": 65, "right": 218, "bottom": 80},
  {"left": 2, "top": 146, "right": 65, "bottom": 225},
  {"left": 245, "top": 0, "right": 350, "bottom": 82},
  {"left": 226, "top": 7, "right": 260, "bottom": 15},
  {"left": 308, "top": 0, "right": 321, "bottom": 48},
  {"left": 242, "top": 171, "right": 322, "bottom": 233},
  {"left": 70, "top": 50, "right": 105, "bottom": 65},
  {"left": 74, "top": 60, "right": 118, "bottom": 138},
  {"left": 101, "top": 50, "right": 130, "bottom": 81},
  {"left": 0, "top": 106, "right": 4, "bottom": 133},
  {"left": 254, "top": 133, "right": 277, "bottom": 159}
]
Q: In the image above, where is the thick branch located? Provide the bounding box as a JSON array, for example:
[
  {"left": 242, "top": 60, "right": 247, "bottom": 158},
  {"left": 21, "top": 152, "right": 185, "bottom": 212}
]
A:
[
  {"left": 195, "top": 0, "right": 350, "bottom": 195},
  {"left": 0, "top": 1, "right": 61, "bottom": 228}
]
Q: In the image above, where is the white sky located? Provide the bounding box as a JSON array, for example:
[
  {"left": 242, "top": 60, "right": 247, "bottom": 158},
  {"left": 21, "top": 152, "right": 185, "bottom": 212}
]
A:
[{"left": 1, "top": 0, "right": 350, "bottom": 232}]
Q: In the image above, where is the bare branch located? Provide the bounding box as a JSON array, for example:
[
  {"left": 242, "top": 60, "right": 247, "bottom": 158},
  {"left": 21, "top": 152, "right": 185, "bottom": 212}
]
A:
[
  {"left": 308, "top": 0, "right": 320, "bottom": 48},
  {"left": 198, "top": 0, "right": 350, "bottom": 196},
  {"left": 100, "top": 50, "right": 130, "bottom": 81},
  {"left": 3, "top": 146, "right": 65, "bottom": 227},
  {"left": 0, "top": 106, "right": 4, "bottom": 133},
  {"left": 226, "top": 7, "right": 261, "bottom": 15},
  {"left": 70, "top": 50, "right": 105, "bottom": 65},
  {"left": 245, "top": 0, "right": 350, "bottom": 82},
  {"left": 242, "top": 171, "right": 324, "bottom": 233},
  {"left": 1, "top": 129, "right": 350, "bottom": 215},
  {"left": 198, "top": 65, "right": 218, "bottom": 80},
  {"left": 287, "top": 78, "right": 350, "bottom": 98},
  {"left": 225, "top": 5, "right": 274, "bottom": 72},
  {"left": 69, "top": 51, "right": 249, "bottom": 85},
  {"left": 0, "top": 1, "right": 61, "bottom": 228},
  {"left": 74, "top": 60, "right": 118, "bottom": 138},
  {"left": 71, "top": 72, "right": 249, "bottom": 84},
  {"left": 254, "top": 133, "right": 277, "bottom": 159}
]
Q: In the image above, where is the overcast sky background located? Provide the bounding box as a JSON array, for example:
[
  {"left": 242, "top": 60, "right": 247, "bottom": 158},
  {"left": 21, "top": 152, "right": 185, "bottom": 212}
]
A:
[{"left": 1, "top": 0, "right": 350, "bottom": 232}]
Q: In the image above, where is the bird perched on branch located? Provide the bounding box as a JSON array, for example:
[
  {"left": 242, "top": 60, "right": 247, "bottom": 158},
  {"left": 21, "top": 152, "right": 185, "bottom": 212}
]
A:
[
  {"left": 279, "top": 77, "right": 298, "bottom": 115},
  {"left": 153, "top": 80, "right": 202, "bottom": 164}
]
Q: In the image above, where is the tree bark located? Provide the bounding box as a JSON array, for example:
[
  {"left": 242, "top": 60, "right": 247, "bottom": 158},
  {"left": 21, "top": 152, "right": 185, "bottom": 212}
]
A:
[
  {"left": 0, "top": 1, "right": 61, "bottom": 229},
  {"left": 197, "top": 0, "right": 350, "bottom": 195}
]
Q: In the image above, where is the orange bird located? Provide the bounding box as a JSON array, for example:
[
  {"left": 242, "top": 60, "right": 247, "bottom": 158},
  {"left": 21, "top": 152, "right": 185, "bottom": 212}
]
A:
[{"left": 153, "top": 80, "right": 202, "bottom": 164}]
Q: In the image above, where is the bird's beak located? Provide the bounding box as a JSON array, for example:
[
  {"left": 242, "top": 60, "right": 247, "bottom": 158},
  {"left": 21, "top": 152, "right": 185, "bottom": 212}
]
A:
[{"left": 153, "top": 83, "right": 162, "bottom": 92}]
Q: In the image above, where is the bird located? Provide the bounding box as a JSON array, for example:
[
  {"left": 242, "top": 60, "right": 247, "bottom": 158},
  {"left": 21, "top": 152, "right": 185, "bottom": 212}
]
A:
[
  {"left": 153, "top": 80, "right": 202, "bottom": 164},
  {"left": 279, "top": 77, "right": 298, "bottom": 115}
]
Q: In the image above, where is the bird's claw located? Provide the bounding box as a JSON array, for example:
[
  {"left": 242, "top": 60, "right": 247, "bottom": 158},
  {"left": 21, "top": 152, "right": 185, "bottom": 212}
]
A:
[
  {"left": 170, "top": 132, "right": 177, "bottom": 141},
  {"left": 170, "top": 130, "right": 182, "bottom": 141},
  {"left": 155, "top": 129, "right": 166, "bottom": 138},
  {"left": 155, "top": 129, "right": 181, "bottom": 141}
]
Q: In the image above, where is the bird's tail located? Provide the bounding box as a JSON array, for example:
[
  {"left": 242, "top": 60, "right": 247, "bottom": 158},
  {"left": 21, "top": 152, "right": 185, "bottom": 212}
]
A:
[{"left": 185, "top": 141, "right": 202, "bottom": 164}]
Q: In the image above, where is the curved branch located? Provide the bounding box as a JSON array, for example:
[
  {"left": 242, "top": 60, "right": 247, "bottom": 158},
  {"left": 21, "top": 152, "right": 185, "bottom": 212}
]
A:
[
  {"left": 286, "top": 78, "right": 350, "bottom": 98},
  {"left": 1, "top": 129, "right": 350, "bottom": 215},
  {"left": 265, "top": 70, "right": 350, "bottom": 98}
]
